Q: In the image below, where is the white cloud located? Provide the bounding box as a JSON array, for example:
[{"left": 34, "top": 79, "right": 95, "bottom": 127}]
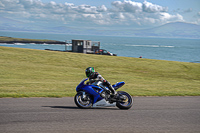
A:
[
  {"left": 97, "top": 5, "right": 107, "bottom": 12},
  {"left": 142, "top": 1, "right": 168, "bottom": 13},
  {"left": 108, "top": 0, "right": 182, "bottom": 26},
  {"left": 50, "top": 1, "right": 56, "bottom": 6},
  {"left": 112, "top": 0, "right": 142, "bottom": 12},
  {"left": 159, "top": 13, "right": 184, "bottom": 24},
  {"left": 0, "top": 0, "right": 189, "bottom": 28}
]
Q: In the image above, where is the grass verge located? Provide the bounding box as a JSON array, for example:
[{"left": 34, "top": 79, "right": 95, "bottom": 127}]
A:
[{"left": 0, "top": 46, "right": 200, "bottom": 97}]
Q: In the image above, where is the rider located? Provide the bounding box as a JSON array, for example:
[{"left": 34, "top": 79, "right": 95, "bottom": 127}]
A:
[{"left": 85, "top": 67, "right": 117, "bottom": 96}]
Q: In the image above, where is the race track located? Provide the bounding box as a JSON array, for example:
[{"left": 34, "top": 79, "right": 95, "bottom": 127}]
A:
[{"left": 0, "top": 97, "right": 200, "bottom": 133}]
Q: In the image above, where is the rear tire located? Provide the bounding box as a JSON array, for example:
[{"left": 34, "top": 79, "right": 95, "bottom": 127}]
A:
[
  {"left": 116, "top": 91, "right": 133, "bottom": 110},
  {"left": 74, "top": 91, "right": 93, "bottom": 109}
]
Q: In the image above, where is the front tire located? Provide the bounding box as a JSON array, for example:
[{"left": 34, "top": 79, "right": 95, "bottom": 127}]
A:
[
  {"left": 74, "top": 91, "right": 93, "bottom": 109},
  {"left": 116, "top": 91, "right": 133, "bottom": 110}
]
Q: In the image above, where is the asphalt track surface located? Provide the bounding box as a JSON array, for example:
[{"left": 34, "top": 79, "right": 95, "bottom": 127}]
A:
[{"left": 1, "top": 97, "right": 200, "bottom": 133}]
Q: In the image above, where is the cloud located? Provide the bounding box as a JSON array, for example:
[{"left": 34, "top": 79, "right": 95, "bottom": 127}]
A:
[
  {"left": 173, "top": 8, "right": 193, "bottom": 14},
  {"left": 97, "top": 5, "right": 107, "bottom": 12},
  {"left": 183, "top": 8, "right": 193, "bottom": 13},
  {"left": 109, "top": 0, "right": 181, "bottom": 26},
  {"left": 142, "top": 1, "right": 168, "bottom": 13},
  {"left": 0, "top": 0, "right": 186, "bottom": 28},
  {"left": 111, "top": 0, "right": 142, "bottom": 12}
]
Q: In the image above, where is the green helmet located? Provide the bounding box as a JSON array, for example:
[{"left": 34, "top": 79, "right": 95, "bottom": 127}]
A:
[{"left": 85, "top": 67, "right": 95, "bottom": 77}]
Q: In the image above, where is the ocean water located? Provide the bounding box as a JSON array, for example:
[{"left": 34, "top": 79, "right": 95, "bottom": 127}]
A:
[{"left": 0, "top": 31, "right": 200, "bottom": 63}]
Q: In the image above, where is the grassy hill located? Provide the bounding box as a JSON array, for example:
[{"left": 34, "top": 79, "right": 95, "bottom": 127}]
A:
[{"left": 0, "top": 46, "right": 200, "bottom": 97}]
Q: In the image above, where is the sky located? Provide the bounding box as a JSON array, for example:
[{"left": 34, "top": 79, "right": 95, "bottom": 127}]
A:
[{"left": 0, "top": 0, "right": 200, "bottom": 30}]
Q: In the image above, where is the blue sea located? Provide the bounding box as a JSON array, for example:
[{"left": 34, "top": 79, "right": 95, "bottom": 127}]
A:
[{"left": 0, "top": 31, "right": 200, "bottom": 63}]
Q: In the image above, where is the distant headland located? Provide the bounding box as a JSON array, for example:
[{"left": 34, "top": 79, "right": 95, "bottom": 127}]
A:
[{"left": 0, "top": 36, "right": 66, "bottom": 44}]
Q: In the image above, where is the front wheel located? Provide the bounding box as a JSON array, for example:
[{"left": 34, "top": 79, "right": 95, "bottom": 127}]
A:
[
  {"left": 74, "top": 91, "right": 93, "bottom": 109},
  {"left": 116, "top": 91, "right": 133, "bottom": 110}
]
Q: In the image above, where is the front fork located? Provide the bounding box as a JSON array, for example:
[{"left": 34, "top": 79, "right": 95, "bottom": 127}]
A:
[
  {"left": 81, "top": 91, "right": 87, "bottom": 100},
  {"left": 81, "top": 91, "right": 91, "bottom": 101}
]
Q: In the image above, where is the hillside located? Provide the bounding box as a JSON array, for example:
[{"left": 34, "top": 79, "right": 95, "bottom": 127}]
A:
[
  {"left": 0, "top": 46, "right": 200, "bottom": 97},
  {"left": 1, "top": 21, "right": 200, "bottom": 39},
  {"left": 133, "top": 22, "right": 200, "bottom": 38}
]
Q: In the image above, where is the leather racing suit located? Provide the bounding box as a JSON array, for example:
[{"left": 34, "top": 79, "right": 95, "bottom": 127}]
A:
[{"left": 87, "top": 72, "right": 117, "bottom": 95}]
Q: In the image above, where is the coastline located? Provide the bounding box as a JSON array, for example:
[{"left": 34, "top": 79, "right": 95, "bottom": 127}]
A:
[
  {"left": 0, "top": 36, "right": 66, "bottom": 44},
  {"left": 0, "top": 31, "right": 199, "bottom": 63}
]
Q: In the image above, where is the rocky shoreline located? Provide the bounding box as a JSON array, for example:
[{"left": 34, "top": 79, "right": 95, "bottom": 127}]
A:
[{"left": 0, "top": 36, "right": 66, "bottom": 44}]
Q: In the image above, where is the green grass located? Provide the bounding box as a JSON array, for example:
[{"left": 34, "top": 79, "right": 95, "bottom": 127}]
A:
[{"left": 0, "top": 46, "right": 200, "bottom": 97}]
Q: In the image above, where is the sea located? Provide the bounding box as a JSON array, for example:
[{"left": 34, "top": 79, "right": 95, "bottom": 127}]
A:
[{"left": 0, "top": 31, "right": 200, "bottom": 63}]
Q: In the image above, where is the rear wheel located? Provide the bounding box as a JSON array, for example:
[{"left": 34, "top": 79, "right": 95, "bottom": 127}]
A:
[
  {"left": 116, "top": 91, "right": 133, "bottom": 110},
  {"left": 74, "top": 91, "right": 93, "bottom": 109}
]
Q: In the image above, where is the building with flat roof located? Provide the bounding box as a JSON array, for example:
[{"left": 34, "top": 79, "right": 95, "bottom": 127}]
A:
[{"left": 71, "top": 40, "right": 100, "bottom": 54}]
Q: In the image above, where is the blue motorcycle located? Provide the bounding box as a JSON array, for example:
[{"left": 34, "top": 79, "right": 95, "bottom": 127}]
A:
[{"left": 74, "top": 78, "right": 133, "bottom": 109}]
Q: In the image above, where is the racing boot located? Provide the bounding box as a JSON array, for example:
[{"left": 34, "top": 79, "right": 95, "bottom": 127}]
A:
[
  {"left": 108, "top": 85, "right": 118, "bottom": 99},
  {"left": 103, "top": 80, "right": 118, "bottom": 99}
]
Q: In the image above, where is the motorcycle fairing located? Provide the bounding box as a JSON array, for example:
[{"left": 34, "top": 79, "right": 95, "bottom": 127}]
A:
[
  {"left": 76, "top": 78, "right": 103, "bottom": 104},
  {"left": 81, "top": 85, "right": 103, "bottom": 104},
  {"left": 112, "top": 81, "right": 125, "bottom": 90},
  {"left": 76, "top": 78, "right": 88, "bottom": 90},
  {"left": 93, "top": 99, "right": 116, "bottom": 108},
  {"left": 74, "top": 78, "right": 133, "bottom": 109},
  {"left": 76, "top": 78, "right": 125, "bottom": 104}
]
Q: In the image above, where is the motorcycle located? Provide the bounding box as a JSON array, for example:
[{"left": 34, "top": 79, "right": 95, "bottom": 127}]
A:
[{"left": 74, "top": 78, "right": 133, "bottom": 109}]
